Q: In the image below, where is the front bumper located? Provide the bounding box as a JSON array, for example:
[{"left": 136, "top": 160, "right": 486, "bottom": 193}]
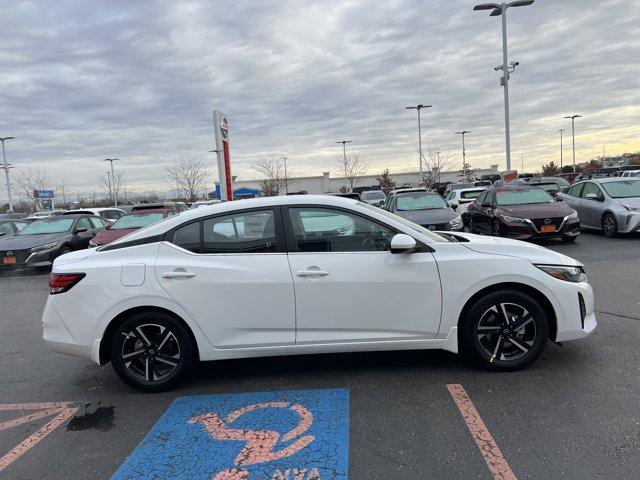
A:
[
  {"left": 555, "top": 281, "right": 597, "bottom": 342},
  {"left": 618, "top": 211, "right": 640, "bottom": 233},
  {"left": 499, "top": 217, "right": 580, "bottom": 240},
  {"left": 0, "top": 248, "right": 55, "bottom": 268}
]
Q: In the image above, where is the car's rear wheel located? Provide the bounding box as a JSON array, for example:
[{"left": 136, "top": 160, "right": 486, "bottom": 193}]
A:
[
  {"left": 110, "top": 312, "right": 195, "bottom": 392},
  {"left": 460, "top": 290, "right": 549, "bottom": 371},
  {"left": 601, "top": 212, "right": 618, "bottom": 238}
]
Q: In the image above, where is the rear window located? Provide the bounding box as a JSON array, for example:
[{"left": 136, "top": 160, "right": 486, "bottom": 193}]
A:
[{"left": 461, "top": 190, "right": 485, "bottom": 200}]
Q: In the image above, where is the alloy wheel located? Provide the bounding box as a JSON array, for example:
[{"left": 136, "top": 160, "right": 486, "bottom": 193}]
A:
[
  {"left": 120, "top": 323, "right": 181, "bottom": 382},
  {"left": 476, "top": 303, "right": 536, "bottom": 363},
  {"left": 602, "top": 214, "right": 617, "bottom": 237}
]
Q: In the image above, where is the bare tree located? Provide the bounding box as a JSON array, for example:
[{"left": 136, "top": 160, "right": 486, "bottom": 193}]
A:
[
  {"left": 98, "top": 170, "right": 126, "bottom": 204},
  {"left": 423, "top": 147, "right": 451, "bottom": 185},
  {"left": 14, "top": 167, "right": 51, "bottom": 203},
  {"left": 252, "top": 154, "right": 289, "bottom": 197},
  {"left": 166, "top": 159, "right": 210, "bottom": 202},
  {"left": 337, "top": 152, "right": 368, "bottom": 192}
]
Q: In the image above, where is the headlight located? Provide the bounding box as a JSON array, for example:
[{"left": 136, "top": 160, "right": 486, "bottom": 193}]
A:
[
  {"left": 500, "top": 214, "right": 527, "bottom": 223},
  {"left": 537, "top": 265, "right": 588, "bottom": 283},
  {"left": 448, "top": 215, "right": 463, "bottom": 228},
  {"left": 565, "top": 211, "right": 579, "bottom": 220},
  {"left": 30, "top": 241, "right": 58, "bottom": 253}
]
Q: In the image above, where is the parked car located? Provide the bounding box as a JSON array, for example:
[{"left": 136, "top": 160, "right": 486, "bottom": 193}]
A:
[
  {"left": 430, "top": 182, "right": 451, "bottom": 196},
  {"left": 64, "top": 208, "right": 126, "bottom": 225},
  {"left": 0, "top": 214, "right": 105, "bottom": 269},
  {"left": 468, "top": 186, "right": 580, "bottom": 242},
  {"left": 89, "top": 210, "right": 177, "bottom": 247},
  {"left": 333, "top": 192, "right": 361, "bottom": 201},
  {"left": 380, "top": 190, "right": 463, "bottom": 231},
  {"left": 190, "top": 200, "right": 221, "bottom": 209},
  {"left": 444, "top": 182, "right": 475, "bottom": 195},
  {"left": 43, "top": 195, "right": 595, "bottom": 391},
  {"left": 360, "top": 190, "right": 386, "bottom": 207},
  {"left": 445, "top": 188, "right": 487, "bottom": 225},
  {"left": 0, "top": 213, "right": 28, "bottom": 219},
  {"left": 0, "top": 219, "right": 30, "bottom": 236},
  {"left": 620, "top": 170, "right": 640, "bottom": 178},
  {"left": 556, "top": 178, "right": 640, "bottom": 237},
  {"left": 132, "top": 202, "right": 188, "bottom": 213},
  {"left": 26, "top": 210, "right": 67, "bottom": 220}
]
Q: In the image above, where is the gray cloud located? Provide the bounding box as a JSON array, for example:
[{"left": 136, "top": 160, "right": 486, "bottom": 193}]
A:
[{"left": 1, "top": 0, "right": 639, "bottom": 201}]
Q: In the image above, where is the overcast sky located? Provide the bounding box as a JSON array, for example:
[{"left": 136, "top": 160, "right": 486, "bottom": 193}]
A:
[{"left": 1, "top": 0, "right": 639, "bottom": 200}]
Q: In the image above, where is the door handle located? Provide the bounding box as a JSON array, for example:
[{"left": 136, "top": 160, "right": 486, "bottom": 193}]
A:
[
  {"left": 296, "top": 270, "right": 330, "bottom": 277},
  {"left": 162, "top": 271, "right": 197, "bottom": 279}
]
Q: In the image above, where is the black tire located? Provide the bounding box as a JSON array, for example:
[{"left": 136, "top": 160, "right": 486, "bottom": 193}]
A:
[
  {"left": 460, "top": 290, "right": 549, "bottom": 371},
  {"left": 110, "top": 311, "right": 195, "bottom": 392},
  {"left": 561, "top": 234, "right": 577, "bottom": 243},
  {"left": 601, "top": 212, "right": 618, "bottom": 238},
  {"left": 492, "top": 220, "right": 502, "bottom": 237}
]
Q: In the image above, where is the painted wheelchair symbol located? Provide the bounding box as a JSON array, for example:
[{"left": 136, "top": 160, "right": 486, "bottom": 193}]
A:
[{"left": 189, "top": 401, "right": 316, "bottom": 480}]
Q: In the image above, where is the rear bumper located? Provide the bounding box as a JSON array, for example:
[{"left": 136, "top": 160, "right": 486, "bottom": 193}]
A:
[{"left": 42, "top": 298, "right": 95, "bottom": 361}]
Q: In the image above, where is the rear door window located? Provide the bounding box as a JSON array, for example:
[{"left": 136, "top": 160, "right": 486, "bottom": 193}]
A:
[
  {"left": 171, "top": 222, "right": 201, "bottom": 253},
  {"left": 203, "top": 210, "right": 277, "bottom": 254}
]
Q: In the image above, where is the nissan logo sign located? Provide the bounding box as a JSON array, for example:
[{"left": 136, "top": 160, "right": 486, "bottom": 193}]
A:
[
  {"left": 544, "top": 218, "right": 552, "bottom": 225},
  {"left": 6, "top": 251, "right": 13, "bottom": 256}
]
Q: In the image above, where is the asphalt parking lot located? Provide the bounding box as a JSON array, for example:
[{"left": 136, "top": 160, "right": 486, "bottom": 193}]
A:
[{"left": 0, "top": 231, "right": 639, "bottom": 479}]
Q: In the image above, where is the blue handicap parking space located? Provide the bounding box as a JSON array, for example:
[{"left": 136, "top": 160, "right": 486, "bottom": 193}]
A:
[{"left": 112, "top": 389, "right": 349, "bottom": 480}]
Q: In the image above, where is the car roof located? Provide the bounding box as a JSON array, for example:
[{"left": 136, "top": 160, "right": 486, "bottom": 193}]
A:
[
  {"left": 493, "top": 185, "right": 539, "bottom": 191},
  {"left": 590, "top": 177, "right": 640, "bottom": 184},
  {"left": 451, "top": 187, "right": 486, "bottom": 193},
  {"left": 395, "top": 190, "right": 439, "bottom": 197}
]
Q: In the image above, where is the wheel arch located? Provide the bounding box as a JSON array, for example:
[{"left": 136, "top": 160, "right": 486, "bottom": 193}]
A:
[
  {"left": 457, "top": 282, "right": 558, "bottom": 343},
  {"left": 99, "top": 306, "right": 200, "bottom": 365}
]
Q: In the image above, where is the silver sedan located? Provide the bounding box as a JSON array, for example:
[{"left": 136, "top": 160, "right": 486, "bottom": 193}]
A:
[{"left": 556, "top": 178, "right": 640, "bottom": 237}]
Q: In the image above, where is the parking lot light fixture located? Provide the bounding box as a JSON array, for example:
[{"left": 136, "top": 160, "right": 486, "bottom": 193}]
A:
[
  {"left": 474, "top": 1, "right": 535, "bottom": 172},
  {"left": 103, "top": 158, "right": 119, "bottom": 206},
  {"left": 564, "top": 115, "right": 582, "bottom": 173},
  {"left": 0, "top": 136, "right": 15, "bottom": 212},
  {"left": 455, "top": 131, "right": 471, "bottom": 178},
  {"left": 406, "top": 104, "right": 432, "bottom": 183}
]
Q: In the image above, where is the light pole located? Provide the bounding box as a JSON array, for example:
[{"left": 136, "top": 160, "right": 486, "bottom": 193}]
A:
[
  {"left": 0, "top": 136, "right": 15, "bottom": 212},
  {"left": 106, "top": 171, "right": 112, "bottom": 204},
  {"left": 282, "top": 156, "right": 288, "bottom": 194},
  {"left": 336, "top": 140, "right": 352, "bottom": 190},
  {"left": 455, "top": 131, "right": 471, "bottom": 179},
  {"left": 405, "top": 104, "right": 432, "bottom": 183},
  {"left": 474, "top": 1, "right": 534, "bottom": 172},
  {"left": 103, "top": 158, "right": 119, "bottom": 206},
  {"left": 558, "top": 128, "right": 565, "bottom": 170},
  {"left": 564, "top": 115, "right": 581, "bottom": 173}
]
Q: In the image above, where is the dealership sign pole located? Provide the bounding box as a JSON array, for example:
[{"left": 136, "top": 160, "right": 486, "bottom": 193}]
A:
[{"left": 213, "top": 110, "right": 233, "bottom": 201}]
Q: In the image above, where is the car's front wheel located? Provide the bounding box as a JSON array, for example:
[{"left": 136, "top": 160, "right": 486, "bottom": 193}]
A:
[
  {"left": 601, "top": 212, "right": 618, "bottom": 238},
  {"left": 110, "top": 312, "right": 195, "bottom": 392},
  {"left": 460, "top": 290, "right": 549, "bottom": 371}
]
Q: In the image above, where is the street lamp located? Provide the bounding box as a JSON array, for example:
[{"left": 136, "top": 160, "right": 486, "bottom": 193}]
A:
[
  {"left": 0, "top": 136, "right": 15, "bottom": 212},
  {"left": 455, "top": 131, "right": 471, "bottom": 179},
  {"left": 474, "top": 1, "right": 534, "bottom": 172},
  {"left": 564, "top": 115, "right": 581, "bottom": 173},
  {"left": 558, "top": 128, "right": 565, "bottom": 170},
  {"left": 405, "top": 104, "right": 432, "bottom": 183},
  {"left": 103, "top": 158, "right": 119, "bottom": 206},
  {"left": 336, "top": 140, "right": 352, "bottom": 190}
]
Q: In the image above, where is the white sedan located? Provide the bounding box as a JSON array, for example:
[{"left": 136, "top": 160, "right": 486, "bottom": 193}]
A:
[{"left": 43, "top": 195, "right": 596, "bottom": 391}]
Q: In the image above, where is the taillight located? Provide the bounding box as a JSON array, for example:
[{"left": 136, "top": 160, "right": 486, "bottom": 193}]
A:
[{"left": 49, "top": 273, "right": 86, "bottom": 295}]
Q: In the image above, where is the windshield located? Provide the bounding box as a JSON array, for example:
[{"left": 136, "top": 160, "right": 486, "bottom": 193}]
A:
[
  {"left": 396, "top": 193, "right": 447, "bottom": 211},
  {"left": 358, "top": 202, "right": 449, "bottom": 243},
  {"left": 601, "top": 180, "right": 640, "bottom": 198},
  {"left": 496, "top": 189, "right": 553, "bottom": 206},
  {"left": 19, "top": 218, "right": 74, "bottom": 234},
  {"left": 361, "top": 191, "right": 385, "bottom": 200},
  {"left": 111, "top": 213, "right": 164, "bottom": 230}
]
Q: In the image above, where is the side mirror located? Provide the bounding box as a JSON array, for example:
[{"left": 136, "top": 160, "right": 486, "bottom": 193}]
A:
[
  {"left": 0, "top": 232, "right": 5, "bottom": 237},
  {"left": 390, "top": 233, "right": 417, "bottom": 254},
  {"left": 74, "top": 228, "right": 88, "bottom": 234},
  {"left": 450, "top": 202, "right": 459, "bottom": 210},
  {"left": 105, "top": 224, "right": 111, "bottom": 230}
]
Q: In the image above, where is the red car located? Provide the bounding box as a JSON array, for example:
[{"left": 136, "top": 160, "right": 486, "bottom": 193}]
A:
[{"left": 89, "top": 209, "right": 176, "bottom": 247}]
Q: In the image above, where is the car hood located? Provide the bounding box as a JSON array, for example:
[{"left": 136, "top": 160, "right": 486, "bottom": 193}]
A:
[
  {"left": 93, "top": 227, "right": 137, "bottom": 246},
  {"left": 449, "top": 232, "right": 581, "bottom": 267},
  {"left": 0, "top": 232, "right": 68, "bottom": 251},
  {"left": 497, "top": 202, "right": 574, "bottom": 218},
  {"left": 395, "top": 208, "right": 457, "bottom": 224}
]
